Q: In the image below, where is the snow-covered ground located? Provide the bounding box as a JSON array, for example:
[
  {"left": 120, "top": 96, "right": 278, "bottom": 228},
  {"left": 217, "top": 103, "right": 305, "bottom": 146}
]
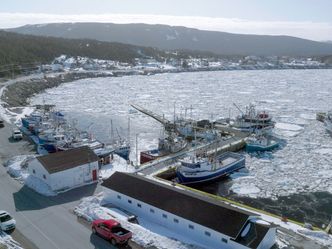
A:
[
  {"left": 99, "top": 154, "right": 135, "bottom": 179},
  {"left": 4, "top": 155, "right": 56, "bottom": 196},
  {"left": 0, "top": 231, "right": 23, "bottom": 249}
]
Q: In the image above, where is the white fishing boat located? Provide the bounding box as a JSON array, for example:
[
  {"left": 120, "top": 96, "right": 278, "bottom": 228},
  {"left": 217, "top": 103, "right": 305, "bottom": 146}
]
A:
[
  {"left": 176, "top": 152, "right": 245, "bottom": 185},
  {"left": 232, "top": 103, "right": 275, "bottom": 134},
  {"left": 140, "top": 132, "right": 187, "bottom": 164}
]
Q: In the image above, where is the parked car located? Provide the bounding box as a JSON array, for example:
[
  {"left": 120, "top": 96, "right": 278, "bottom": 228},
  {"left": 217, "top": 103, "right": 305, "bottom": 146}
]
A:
[
  {"left": 0, "top": 211, "right": 16, "bottom": 231},
  {"left": 0, "top": 119, "right": 4, "bottom": 128},
  {"left": 12, "top": 129, "right": 23, "bottom": 140},
  {"left": 92, "top": 219, "right": 132, "bottom": 246}
]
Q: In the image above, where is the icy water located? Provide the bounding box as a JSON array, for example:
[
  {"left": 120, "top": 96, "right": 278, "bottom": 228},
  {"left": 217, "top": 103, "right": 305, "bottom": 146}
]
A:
[{"left": 31, "top": 69, "right": 332, "bottom": 227}]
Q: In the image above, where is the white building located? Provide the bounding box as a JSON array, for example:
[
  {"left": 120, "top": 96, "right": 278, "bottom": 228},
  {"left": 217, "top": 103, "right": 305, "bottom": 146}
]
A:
[
  {"left": 102, "top": 172, "right": 276, "bottom": 249},
  {"left": 28, "top": 146, "right": 99, "bottom": 192}
]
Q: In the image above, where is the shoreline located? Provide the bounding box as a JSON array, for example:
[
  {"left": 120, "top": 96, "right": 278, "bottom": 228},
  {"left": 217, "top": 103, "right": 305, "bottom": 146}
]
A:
[{"left": 1, "top": 67, "right": 332, "bottom": 109}]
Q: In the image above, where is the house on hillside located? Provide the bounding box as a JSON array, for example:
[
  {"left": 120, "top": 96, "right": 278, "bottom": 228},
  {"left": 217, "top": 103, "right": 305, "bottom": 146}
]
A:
[
  {"left": 102, "top": 172, "right": 276, "bottom": 249},
  {"left": 28, "top": 146, "right": 99, "bottom": 192}
]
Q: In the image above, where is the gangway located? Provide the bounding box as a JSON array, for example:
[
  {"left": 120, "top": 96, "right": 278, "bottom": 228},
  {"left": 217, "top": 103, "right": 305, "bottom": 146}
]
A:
[{"left": 130, "top": 103, "right": 175, "bottom": 130}]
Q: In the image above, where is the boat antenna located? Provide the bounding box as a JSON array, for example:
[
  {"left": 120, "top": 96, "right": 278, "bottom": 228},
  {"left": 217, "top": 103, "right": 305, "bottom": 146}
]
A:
[
  {"left": 233, "top": 103, "right": 244, "bottom": 115},
  {"left": 135, "top": 133, "right": 139, "bottom": 167},
  {"left": 173, "top": 101, "right": 176, "bottom": 126},
  {"left": 116, "top": 128, "right": 121, "bottom": 141},
  {"left": 193, "top": 126, "right": 196, "bottom": 163},
  {"left": 127, "top": 116, "right": 130, "bottom": 146},
  {"left": 110, "top": 119, "right": 114, "bottom": 143}
]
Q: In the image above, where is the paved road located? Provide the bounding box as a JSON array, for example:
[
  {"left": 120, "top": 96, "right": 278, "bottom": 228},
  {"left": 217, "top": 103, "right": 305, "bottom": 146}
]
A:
[{"left": 0, "top": 122, "right": 140, "bottom": 249}]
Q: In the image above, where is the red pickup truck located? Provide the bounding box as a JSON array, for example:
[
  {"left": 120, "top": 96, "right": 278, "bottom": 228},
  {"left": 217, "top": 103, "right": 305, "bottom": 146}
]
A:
[{"left": 92, "top": 219, "right": 132, "bottom": 246}]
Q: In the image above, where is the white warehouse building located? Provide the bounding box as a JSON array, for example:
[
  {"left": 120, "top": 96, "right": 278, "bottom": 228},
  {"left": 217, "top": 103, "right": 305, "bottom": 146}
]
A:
[
  {"left": 28, "top": 146, "right": 99, "bottom": 192},
  {"left": 102, "top": 172, "right": 276, "bottom": 249}
]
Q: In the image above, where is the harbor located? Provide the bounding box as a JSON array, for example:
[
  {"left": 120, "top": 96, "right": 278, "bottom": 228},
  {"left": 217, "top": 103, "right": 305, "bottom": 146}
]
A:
[{"left": 1, "top": 69, "right": 332, "bottom": 249}]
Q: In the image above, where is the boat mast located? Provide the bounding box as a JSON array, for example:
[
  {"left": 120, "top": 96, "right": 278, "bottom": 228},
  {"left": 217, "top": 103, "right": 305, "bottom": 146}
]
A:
[
  {"left": 135, "top": 133, "right": 138, "bottom": 167},
  {"left": 110, "top": 119, "right": 114, "bottom": 143},
  {"left": 193, "top": 124, "right": 197, "bottom": 163},
  {"left": 127, "top": 116, "right": 130, "bottom": 146},
  {"left": 213, "top": 122, "right": 217, "bottom": 170}
]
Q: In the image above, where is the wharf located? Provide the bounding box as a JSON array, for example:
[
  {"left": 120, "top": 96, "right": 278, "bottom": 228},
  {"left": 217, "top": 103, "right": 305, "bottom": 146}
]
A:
[{"left": 137, "top": 128, "right": 249, "bottom": 176}]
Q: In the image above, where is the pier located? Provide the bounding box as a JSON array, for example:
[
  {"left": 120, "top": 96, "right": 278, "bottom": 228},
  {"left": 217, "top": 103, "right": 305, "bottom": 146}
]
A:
[
  {"left": 131, "top": 103, "right": 250, "bottom": 176},
  {"left": 137, "top": 129, "right": 248, "bottom": 176}
]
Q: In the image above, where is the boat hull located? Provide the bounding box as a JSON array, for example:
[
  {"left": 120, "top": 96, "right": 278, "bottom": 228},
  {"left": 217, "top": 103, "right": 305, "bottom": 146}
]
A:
[
  {"left": 140, "top": 149, "right": 171, "bottom": 164},
  {"left": 42, "top": 143, "right": 57, "bottom": 153},
  {"left": 114, "top": 149, "right": 130, "bottom": 161},
  {"left": 245, "top": 142, "right": 279, "bottom": 152}
]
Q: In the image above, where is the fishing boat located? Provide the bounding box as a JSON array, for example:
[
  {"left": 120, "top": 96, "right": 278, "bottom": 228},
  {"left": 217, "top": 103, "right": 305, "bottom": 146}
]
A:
[
  {"left": 232, "top": 103, "right": 275, "bottom": 134},
  {"left": 176, "top": 152, "right": 245, "bottom": 185},
  {"left": 324, "top": 112, "right": 332, "bottom": 134},
  {"left": 113, "top": 141, "right": 131, "bottom": 160},
  {"left": 140, "top": 133, "right": 187, "bottom": 164},
  {"left": 176, "top": 119, "right": 217, "bottom": 141},
  {"left": 21, "top": 111, "right": 43, "bottom": 132},
  {"left": 245, "top": 135, "right": 279, "bottom": 152}
]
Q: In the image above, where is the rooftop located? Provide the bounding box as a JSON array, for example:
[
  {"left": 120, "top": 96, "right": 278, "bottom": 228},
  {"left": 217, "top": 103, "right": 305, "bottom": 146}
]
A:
[
  {"left": 102, "top": 172, "right": 260, "bottom": 239},
  {"left": 37, "top": 146, "right": 99, "bottom": 174}
]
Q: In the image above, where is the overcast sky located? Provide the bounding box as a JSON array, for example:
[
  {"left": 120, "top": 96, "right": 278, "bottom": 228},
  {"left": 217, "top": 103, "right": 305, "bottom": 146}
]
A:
[{"left": 1, "top": 0, "right": 332, "bottom": 41}]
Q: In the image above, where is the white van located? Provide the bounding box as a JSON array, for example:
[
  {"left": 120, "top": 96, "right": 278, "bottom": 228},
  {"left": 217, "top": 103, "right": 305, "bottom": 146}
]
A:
[
  {"left": 0, "top": 211, "right": 16, "bottom": 231},
  {"left": 12, "top": 129, "right": 23, "bottom": 140}
]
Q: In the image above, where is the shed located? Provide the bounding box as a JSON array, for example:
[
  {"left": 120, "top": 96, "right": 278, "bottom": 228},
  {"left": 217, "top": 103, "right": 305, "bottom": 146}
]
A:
[
  {"left": 29, "top": 146, "right": 99, "bottom": 192},
  {"left": 102, "top": 172, "right": 276, "bottom": 249}
]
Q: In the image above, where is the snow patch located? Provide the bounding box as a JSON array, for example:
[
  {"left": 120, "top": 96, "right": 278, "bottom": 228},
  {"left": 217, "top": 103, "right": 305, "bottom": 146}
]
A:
[
  {"left": 99, "top": 155, "right": 135, "bottom": 180},
  {"left": 75, "top": 194, "right": 204, "bottom": 249},
  {"left": 5, "top": 155, "right": 56, "bottom": 196},
  {"left": 0, "top": 231, "right": 24, "bottom": 249}
]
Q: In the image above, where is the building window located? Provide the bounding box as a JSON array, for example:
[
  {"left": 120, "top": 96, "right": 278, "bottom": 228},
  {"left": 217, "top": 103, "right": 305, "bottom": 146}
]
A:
[
  {"left": 162, "top": 214, "right": 167, "bottom": 219},
  {"left": 204, "top": 231, "right": 211, "bottom": 237},
  {"left": 128, "top": 199, "right": 132, "bottom": 204},
  {"left": 173, "top": 218, "right": 179, "bottom": 223},
  {"left": 43, "top": 174, "right": 46, "bottom": 179},
  {"left": 150, "top": 208, "right": 155, "bottom": 213},
  {"left": 221, "top": 238, "right": 228, "bottom": 243},
  {"left": 188, "top": 224, "right": 194, "bottom": 229},
  {"left": 117, "top": 195, "right": 121, "bottom": 200},
  {"left": 32, "top": 169, "right": 36, "bottom": 174},
  {"left": 137, "top": 203, "right": 142, "bottom": 208}
]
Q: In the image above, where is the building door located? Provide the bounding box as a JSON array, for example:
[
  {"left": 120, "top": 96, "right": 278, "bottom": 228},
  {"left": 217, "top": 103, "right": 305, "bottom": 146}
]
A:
[{"left": 92, "top": 169, "right": 97, "bottom": 181}]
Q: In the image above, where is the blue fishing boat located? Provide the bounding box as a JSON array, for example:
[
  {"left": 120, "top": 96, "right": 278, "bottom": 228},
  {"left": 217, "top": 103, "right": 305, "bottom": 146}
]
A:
[
  {"left": 114, "top": 143, "right": 130, "bottom": 160},
  {"left": 245, "top": 135, "right": 279, "bottom": 152},
  {"left": 21, "top": 111, "right": 43, "bottom": 132},
  {"left": 176, "top": 152, "right": 245, "bottom": 185}
]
